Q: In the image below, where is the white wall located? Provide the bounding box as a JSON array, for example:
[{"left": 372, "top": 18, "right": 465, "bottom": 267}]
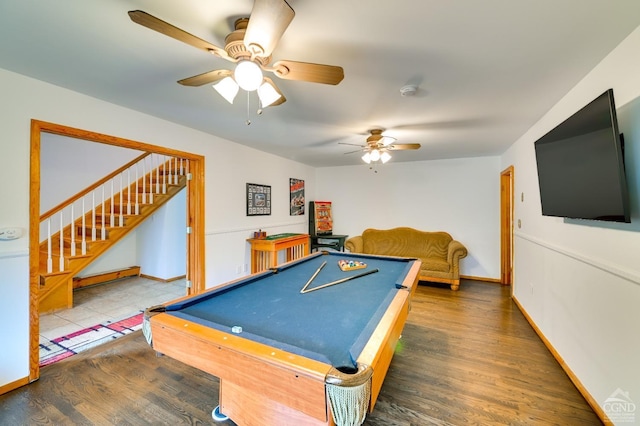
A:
[
  {"left": 137, "top": 189, "right": 187, "bottom": 280},
  {"left": 0, "top": 252, "right": 29, "bottom": 387},
  {"left": 0, "top": 67, "right": 315, "bottom": 388},
  {"left": 40, "top": 133, "right": 142, "bottom": 213},
  {"left": 77, "top": 232, "right": 138, "bottom": 278},
  {"left": 316, "top": 156, "right": 501, "bottom": 279},
  {"left": 501, "top": 25, "right": 640, "bottom": 422}
]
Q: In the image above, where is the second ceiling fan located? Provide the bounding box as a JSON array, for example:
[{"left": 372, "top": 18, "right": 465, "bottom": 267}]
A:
[
  {"left": 128, "top": 0, "right": 344, "bottom": 108},
  {"left": 340, "top": 129, "right": 421, "bottom": 164}
]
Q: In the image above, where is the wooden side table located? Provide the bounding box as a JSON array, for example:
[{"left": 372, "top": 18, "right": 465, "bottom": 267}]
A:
[{"left": 247, "top": 233, "right": 310, "bottom": 273}]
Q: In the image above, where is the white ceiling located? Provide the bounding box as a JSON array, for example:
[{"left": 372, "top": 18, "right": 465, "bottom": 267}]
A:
[{"left": 2, "top": 0, "right": 640, "bottom": 167}]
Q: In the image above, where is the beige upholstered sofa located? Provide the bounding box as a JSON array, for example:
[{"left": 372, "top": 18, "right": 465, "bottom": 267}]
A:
[{"left": 345, "top": 227, "right": 468, "bottom": 290}]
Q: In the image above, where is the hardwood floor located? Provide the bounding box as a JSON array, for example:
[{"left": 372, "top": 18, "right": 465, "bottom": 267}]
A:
[{"left": 0, "top": 279, "right": 601, "bottom": 425}]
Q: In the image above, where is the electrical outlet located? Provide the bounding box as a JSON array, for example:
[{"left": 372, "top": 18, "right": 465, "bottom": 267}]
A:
[
  {"left": 236, "top": 265, "right": 242, "bottom": 275},
  {"left": 0, "top": 227, "right": 23, "bottom": 240}
]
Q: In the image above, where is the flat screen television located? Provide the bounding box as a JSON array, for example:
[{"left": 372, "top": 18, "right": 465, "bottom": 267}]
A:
[{"left": 534, "top": 88, "right": 630, "bottom": 223}]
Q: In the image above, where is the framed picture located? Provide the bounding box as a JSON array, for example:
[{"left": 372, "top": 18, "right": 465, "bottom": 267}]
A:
[
  {"left": 289, "top": 178, "right": 305, "bottom": 216},
  {"left": 246, "top": 183, "right": 271, "bottom": 216}
]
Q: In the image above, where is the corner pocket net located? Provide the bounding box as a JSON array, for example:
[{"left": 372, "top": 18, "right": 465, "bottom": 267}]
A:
[
  {"left": 142, "top": 305, "right": 166, "bottom": 347},
  {"left": 326, "top": 364, "right": 373, "bottom": 426}
]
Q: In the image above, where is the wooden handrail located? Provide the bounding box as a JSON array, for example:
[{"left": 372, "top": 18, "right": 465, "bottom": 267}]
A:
[{"left": 40, "top": 153, "right": 152, "bottom": 221}]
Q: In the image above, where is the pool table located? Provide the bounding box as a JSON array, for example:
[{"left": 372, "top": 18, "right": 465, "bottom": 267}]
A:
[{"left": 143, "top": 251, "right": 420, "bottom": 426}]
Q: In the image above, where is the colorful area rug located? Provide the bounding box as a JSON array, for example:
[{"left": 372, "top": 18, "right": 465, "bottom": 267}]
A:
[{"left": 39, "top": 311, "right": 144, "bottom": 367}]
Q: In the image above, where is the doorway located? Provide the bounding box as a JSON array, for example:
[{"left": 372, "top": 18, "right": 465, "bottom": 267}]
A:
[
  {"left": 500, "top": 166, "right": 514, "bottom": 286},
  {"left": 28, "top": 120, "right": 205, "bottom": 382}
]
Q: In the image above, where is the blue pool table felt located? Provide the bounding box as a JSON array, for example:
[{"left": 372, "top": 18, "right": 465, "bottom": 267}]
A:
[{"left": 165, "top": 252, "right": 415, "bottom": 371}]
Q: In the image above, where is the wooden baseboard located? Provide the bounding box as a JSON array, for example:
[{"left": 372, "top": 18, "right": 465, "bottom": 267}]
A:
[
  {"left": 0, "top": 376, "right": 30, "bottom": 396},
  {"left": 511, "top": 296, "right": 609, "bottom": 424},
  {"left": 139, "top": 274, "right": 186, "bottom": 283},
  {"left": 460, "top": 275, "right": 502, "bottom": 284},
  {"left": 73, "top": 266, "right": 141, "bottom": 289}
]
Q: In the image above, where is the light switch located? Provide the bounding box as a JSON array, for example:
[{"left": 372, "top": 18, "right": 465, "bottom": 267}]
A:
[{"left": 0, "top": 227, "right": 23, "bottom": 240}]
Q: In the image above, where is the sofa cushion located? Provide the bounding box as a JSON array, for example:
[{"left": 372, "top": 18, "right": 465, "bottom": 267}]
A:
[{"left": 421, "top": 258, "right": 450, "bottom": 273}]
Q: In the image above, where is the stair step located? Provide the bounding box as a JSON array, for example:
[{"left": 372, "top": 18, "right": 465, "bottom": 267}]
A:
[
  {"left": 76, "top": 226, "right": 109, "bottom": 239},
  {"left": 40, "top": 244, "right": 103, "bottom": 265},
  {"left": 93, "top": 214, "right": 128, "bottom": 226},
  {"left": 109, "top": 193, "right": 151, "bottom": 203},
  {"left": 107, "top": 202, "right": 157, "bottom": 215}
]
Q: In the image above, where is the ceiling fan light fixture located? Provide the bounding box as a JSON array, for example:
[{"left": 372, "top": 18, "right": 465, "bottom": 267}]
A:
[
  {"left": 362, "top": 152, "right": 372, "bottom": 164},
  {"left": 213, "top": 77, "right": 239, "bottom": 104},
  {"left": 234, "top": 60, "right": 263, "bottom": 91},
  {"left": 380, "top": 135, "right": 396, "bottom": 146},
  {"left": 370, "top": 149, "right": 381, "bottom": 162},
  {"left": 257, "top": 80, "right": 282, "bottom": 107},
  {"left": 380, "top": 151, "right": 392, "bottom": 163}
]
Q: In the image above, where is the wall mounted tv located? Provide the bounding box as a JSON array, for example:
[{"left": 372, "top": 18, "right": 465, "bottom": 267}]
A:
[{"left": 534, "top": 88, "right": 630, "bottom": 223}]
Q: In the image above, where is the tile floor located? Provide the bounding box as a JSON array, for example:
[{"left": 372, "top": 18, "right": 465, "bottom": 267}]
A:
[{"left": 39, "top": 276, "right": 186, "bottom": 343}]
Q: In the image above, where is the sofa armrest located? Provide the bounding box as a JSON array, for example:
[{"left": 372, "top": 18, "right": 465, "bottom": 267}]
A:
[
  {"left": 447, "top": 240, "right": 468, "bottom": 265},
  {"left": 345, "top": 236, "right": 363, "bottom": 253}
]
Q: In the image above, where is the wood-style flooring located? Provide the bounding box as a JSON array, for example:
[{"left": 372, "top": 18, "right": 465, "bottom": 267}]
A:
[{"left": 0, "top": 279, "right": 601, "bottom": 425}]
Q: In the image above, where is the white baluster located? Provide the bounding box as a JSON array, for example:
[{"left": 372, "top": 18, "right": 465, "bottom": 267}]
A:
[
  {"left": 135, "top": 166, "right": 139, "bottom": 215},
  {"left": 155, "top": 155, "right": 160, "bottom": 195},
  {"left": 162, "top": 156, "right": 167, "bottom": 194},
  {"left": 70, "top": 204, "right": 76, "bottom": 257},
  {"left": 47, "top": 219, "right": 53, "bottom": 273},
  {"left": 91, "top": 192, "right": 96, "bottom": 241},
  {"left": 101, "top": 185, "right": 106, "bottom": 240},
  {"left": 148, "top": 156, "right": 153, "bottom": 204},
  {"left": 119, "top": 173, "right": 124, "bottom": 227},
  {"left": 127, "top": 169, "right": 131, "bottom": 215},
  {"left": 173, "top": 157, "right": 177, "bottom": 182},
  {"left": 110, "top": 180, "right": 115, "bottom": 227},
  {"left": 142, "top": 158, "right": 147, "bottom": 205},
  {"left": 59, "top": 212, "right": 65, "bottom": 271},
  {"left": 81, "top": 198, "right": 87, "bottom": 255}
]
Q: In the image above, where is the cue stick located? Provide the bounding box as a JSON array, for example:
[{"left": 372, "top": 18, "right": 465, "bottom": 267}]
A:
[
  {"left": 300, "top": 261, "right": 327, "bottom": 293},
  {"left": 301, "top": 268, "right": 379, "bottom": 294}
]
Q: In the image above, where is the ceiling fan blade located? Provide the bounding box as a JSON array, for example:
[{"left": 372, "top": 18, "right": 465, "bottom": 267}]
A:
[
  {"left": 128, "top": 10, "right": 232, "bottom": 61},
  {"left": 387, "top": 143, "right": 421, "bottom": 150},
  {"left": 178, "top": 69, "right": 232, "bottom": 86},
  {"left": 270, "top": 60, "right": 344, "bottom": 85},
  {"left": 343, "top": 148, "right": 365, "bottom": 155},
  {"left": 338, "top": 142, "right": 366, "bottom": 147},
  {"left": 243, "top": 0, "right": 295, "bottom": 57}
]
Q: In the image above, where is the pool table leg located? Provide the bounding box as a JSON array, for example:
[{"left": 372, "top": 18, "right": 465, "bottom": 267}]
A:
[{"left": 212, "top": 405, "right": 229, "bottom": 422}]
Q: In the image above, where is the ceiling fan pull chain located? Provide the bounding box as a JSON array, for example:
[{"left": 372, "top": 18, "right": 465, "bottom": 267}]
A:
[
  {"left": 257, "top": 96, "right": 264, "bottom": 116},
  {"left": 246, "top": 91, "right": 251, "bottom": 126}
]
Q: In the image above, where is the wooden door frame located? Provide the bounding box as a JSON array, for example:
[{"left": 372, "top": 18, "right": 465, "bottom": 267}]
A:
[
  {"left": 500, "top": 166, "right": 514, "bottom": 287},
  {"left": 28, "top": 120, "right": 205, "bottom": 382}
]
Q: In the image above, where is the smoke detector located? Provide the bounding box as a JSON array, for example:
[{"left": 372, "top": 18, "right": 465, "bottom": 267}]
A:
[{"left": 400, "top": 85, "right": 418, "bottom": 97}]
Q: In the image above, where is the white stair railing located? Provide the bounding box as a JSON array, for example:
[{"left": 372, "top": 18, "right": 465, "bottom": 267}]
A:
[{"left": 40, "top": 154, "right": 186, "bottom": 274}]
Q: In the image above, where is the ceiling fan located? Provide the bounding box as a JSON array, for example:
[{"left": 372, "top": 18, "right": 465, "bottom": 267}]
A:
[
  {"left": 340, "top": 129, "right": 421, "bottom": 164},
  {"left": 128, "top": 0, "right": 344, "bottom": 108}
]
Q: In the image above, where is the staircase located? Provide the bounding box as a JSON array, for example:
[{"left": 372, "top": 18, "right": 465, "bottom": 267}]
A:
[{"left": 38, "top": 154, "right": 188, "bottom": 314}]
